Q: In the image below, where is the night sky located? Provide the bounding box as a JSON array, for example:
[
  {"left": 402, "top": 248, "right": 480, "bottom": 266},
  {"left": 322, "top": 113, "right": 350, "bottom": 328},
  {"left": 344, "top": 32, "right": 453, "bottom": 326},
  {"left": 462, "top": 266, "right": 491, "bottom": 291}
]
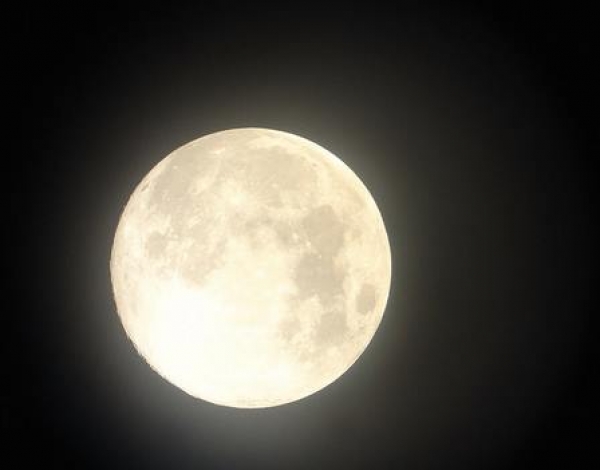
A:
[{"left": 7, "top": 3, "right": 596, "bottom": 469}]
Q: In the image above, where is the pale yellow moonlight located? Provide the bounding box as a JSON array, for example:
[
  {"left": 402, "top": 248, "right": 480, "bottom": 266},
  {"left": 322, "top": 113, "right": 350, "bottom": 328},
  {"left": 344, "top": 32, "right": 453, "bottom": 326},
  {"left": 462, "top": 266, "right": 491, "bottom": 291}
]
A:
[{"left": 110, "top": 128, "right": 392, "bottom": 408}]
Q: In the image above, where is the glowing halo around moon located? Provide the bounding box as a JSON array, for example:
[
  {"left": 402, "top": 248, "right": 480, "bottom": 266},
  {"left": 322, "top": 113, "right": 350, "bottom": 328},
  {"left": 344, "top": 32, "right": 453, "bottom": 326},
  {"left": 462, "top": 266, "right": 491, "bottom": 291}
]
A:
[{"left": 110, "top": 128, "right": 392, "bottom": 408}]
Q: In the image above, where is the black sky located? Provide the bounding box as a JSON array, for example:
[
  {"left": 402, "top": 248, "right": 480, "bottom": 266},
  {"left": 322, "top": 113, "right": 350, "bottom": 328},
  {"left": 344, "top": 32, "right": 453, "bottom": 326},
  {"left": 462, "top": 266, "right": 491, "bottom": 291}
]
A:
[{"left": 7, "top": 3, "right": 596, "bottom": 470}]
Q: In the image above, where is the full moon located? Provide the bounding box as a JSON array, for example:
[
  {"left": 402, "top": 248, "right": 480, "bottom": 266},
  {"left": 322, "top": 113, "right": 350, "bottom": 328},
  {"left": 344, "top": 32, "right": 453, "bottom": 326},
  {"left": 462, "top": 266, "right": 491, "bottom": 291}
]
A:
[{"left": 110, "top": 128, "right": 392, "bottom": 408}]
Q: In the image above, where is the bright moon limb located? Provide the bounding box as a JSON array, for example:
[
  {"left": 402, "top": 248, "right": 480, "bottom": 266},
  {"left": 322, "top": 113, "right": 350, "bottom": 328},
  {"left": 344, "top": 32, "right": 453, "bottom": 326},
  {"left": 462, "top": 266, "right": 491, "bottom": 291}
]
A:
[{"left": 110, "top": 128, "right": 392, "bottom": 408}]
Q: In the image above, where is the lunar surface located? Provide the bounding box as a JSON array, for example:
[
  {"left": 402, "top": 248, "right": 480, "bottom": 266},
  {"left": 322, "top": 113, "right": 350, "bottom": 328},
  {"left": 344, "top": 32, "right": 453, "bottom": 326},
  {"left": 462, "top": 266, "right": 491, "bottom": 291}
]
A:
[{"left": 110, "top": 128, "right": 392, "bottom": 408}]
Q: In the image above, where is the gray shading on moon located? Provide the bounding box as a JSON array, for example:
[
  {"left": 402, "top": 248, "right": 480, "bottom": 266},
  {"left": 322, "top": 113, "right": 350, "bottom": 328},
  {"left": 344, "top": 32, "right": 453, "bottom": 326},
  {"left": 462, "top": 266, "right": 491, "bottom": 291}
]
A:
[{"left": 110, "top": 128, "right": 392, "bottom": 408}]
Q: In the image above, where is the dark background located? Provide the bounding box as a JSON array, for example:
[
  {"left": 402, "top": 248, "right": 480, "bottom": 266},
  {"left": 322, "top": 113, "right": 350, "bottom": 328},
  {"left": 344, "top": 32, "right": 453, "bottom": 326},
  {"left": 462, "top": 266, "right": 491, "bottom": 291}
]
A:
[{"left": 6, "top": 3, "right": 596, "bottom": 469}]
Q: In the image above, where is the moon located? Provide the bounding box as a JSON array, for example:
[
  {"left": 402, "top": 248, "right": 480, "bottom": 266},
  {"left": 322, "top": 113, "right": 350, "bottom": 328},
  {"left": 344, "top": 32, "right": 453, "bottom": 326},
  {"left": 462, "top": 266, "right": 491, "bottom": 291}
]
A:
[{"left": 110, "top": 128, "right": 392, "bottom": 408}]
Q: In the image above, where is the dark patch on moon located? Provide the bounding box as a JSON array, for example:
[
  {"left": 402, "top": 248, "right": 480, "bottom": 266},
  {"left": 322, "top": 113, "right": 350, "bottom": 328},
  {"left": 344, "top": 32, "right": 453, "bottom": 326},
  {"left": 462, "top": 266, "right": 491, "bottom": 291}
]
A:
[
  {"left": 294, "top": 252, "right": 344, "bottom": 306},
  {"left": 145, "top": 232, "right": 167, "bottom": 259},
  {"left": 231, "top": 146, "right": 316, "bottom": 208},
  {"left": 142, "top": 149, "right": 229, "bottom": 287},
  {"left": 271, "top": 220, "right": 300, "bottom": 248},
  {"left": 179, "top": 237, "right": 227, "bottom": 287},
  {"left": 242, "top": 216, "right": 287, "bottom": 250},
  {"left": 292, "top": 204, "right": 348, "bottom": 308},
  {"left": 149, "top": 160, "right": 197, "bottom": 208},
  {"left": 278, "top": 315, "right": 301, "bottom": 342},
  {"left": 301, "top": 205, "right": 345, "bottom": 256},
  {"left": 148, "top": 151, "right": 220, "bottom": 220},
  {"left": 356, "top": 283, "right": 377, "bottom": 314},
  {"left": 315, "top": 309, "right": 348, "bottom": 348}
]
